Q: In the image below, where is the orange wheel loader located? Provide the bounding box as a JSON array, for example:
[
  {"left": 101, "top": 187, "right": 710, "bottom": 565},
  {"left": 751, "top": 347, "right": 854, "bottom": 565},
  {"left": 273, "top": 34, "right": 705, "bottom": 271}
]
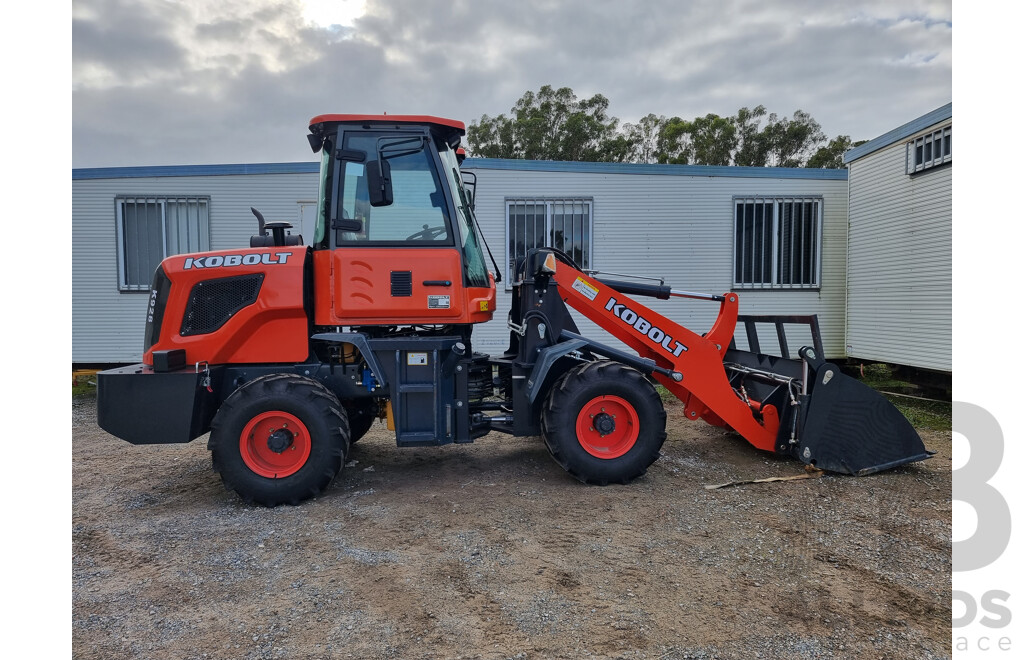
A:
[{"left": 96, "top": 115, "right": 931, "bottom": 506}]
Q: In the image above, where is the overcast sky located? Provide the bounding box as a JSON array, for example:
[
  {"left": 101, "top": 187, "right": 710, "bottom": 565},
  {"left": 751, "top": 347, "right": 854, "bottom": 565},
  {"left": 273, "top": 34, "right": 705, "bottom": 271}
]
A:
[{"left": 71, "top": 0, "right": 952, "bottom": 168}]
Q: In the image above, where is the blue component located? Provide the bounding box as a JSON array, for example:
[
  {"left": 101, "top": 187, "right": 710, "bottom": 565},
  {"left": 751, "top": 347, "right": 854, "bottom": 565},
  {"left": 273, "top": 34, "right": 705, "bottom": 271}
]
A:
[{"left": 361, "top": 368, "right": 376, "bottom": 392}]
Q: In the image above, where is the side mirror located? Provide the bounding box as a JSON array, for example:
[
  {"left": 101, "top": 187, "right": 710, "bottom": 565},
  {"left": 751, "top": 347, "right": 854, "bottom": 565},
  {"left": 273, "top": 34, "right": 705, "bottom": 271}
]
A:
[
  {"left": 366, "top": 159, "right": 393, "bottom": 207},
  {"left": 460, "top": 171, "right": 477, "bottom": 212}
]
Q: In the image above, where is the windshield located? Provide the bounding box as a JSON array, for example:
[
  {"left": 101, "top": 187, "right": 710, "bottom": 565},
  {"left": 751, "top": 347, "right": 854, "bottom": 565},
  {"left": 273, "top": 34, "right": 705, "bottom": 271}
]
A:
[{"left": 439, "top": 145, "right": 490, "bottom": 288}]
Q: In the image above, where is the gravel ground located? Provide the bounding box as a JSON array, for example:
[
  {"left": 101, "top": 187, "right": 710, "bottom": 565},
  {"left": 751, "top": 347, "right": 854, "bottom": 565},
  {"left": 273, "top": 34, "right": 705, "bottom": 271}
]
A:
[{"left": 72, "top": 393, "right": 951, "bottom": 659}]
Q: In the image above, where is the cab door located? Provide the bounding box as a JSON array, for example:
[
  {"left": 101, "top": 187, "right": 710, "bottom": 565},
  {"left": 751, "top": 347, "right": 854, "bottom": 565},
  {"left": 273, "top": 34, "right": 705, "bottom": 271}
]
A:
[{"left": 320, "top": 130, "right": 467, "bottom": 325}]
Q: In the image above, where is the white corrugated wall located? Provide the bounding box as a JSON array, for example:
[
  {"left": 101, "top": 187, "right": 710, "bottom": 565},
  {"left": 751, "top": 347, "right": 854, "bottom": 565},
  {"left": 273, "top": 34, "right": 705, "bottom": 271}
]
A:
[
  {"left": 846, "top": 125, "right": 952, "bottom": 372},
  {"left": 463, "top": 166, "right": 849, "bottom": 359}
]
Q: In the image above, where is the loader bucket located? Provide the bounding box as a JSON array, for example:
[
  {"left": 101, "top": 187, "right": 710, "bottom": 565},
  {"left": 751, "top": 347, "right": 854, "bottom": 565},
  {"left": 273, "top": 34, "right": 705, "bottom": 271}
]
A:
[
  {"left": 789, "top": 355, "right": 933, "bottom": 475},
  {"left": 726, "top": 315, "right": 932, "bottom": 476}
]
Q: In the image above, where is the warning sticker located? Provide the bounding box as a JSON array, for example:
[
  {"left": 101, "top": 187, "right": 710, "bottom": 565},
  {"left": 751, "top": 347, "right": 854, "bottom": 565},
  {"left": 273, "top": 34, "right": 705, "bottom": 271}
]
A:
[
  {"left": 407, "top": 352, "right": 428, "bottom": 366},
  {"left": 428, "top": 295, "right": 451, "bottom": 309},
  {"left": 572, "top": 277, "right": 599, "bottom": 301}
]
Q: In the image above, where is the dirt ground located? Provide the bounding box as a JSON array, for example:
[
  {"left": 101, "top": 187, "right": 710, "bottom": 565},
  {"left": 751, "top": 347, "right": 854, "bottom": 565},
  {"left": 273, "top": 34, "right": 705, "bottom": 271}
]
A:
[{"left": 72, "top": 393, "right": 951, "bottom": 660}]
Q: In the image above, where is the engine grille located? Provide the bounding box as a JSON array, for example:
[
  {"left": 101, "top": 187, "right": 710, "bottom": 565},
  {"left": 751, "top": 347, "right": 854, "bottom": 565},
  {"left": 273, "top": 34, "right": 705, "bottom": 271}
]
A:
[{"left": 180, "top": 274, "right": 264, "bottom": 336}]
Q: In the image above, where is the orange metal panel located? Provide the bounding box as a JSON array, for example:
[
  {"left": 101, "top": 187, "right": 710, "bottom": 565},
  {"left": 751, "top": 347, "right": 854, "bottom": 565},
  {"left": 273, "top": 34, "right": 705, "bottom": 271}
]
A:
[
  {"left": 144, "top": 247, "right": 310, "bottom": 366},
  {"left": 314, "top": 247, "right": 495, "bottom": 326},
  {"left": 308, "top": 114, "right": 465, "bottom": 134}
]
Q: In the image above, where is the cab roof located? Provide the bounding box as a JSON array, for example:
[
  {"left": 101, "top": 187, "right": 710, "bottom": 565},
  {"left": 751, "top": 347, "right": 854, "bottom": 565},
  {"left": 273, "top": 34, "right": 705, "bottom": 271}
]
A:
[{"left": 308, "top": 114, "right": 466, "bottom": 135}]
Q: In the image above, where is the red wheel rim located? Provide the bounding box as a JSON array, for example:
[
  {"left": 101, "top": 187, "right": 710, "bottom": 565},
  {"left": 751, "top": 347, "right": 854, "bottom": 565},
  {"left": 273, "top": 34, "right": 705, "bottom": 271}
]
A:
[
  {"left": 575, "top": 395, "right": 640, "bottom": 459},
  {"left": 239, "top": 411, "right": 311, "bottom": 478}
]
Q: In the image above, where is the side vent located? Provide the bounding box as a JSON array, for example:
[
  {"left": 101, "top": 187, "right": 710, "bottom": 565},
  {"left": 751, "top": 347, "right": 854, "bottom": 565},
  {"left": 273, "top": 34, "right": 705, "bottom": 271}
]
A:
[
  {"left": 391, "top": 271, "right": 412, "bottom": 297},
  {"left": 180, "top": 274, "right": 264, "bottom": 336}
]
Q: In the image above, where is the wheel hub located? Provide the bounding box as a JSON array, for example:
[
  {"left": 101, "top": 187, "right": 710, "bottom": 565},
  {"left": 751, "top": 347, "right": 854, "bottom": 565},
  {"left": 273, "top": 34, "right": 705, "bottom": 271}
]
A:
[
  {"left": 267, "top": 428, "right": 294, "bottom": 453},
  {"left": 593, "top": 413, "right": 616, "bottom": 435}
]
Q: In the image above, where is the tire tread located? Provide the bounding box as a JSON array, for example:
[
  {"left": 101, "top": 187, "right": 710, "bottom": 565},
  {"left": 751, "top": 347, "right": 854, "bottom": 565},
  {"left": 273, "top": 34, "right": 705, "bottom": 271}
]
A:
[
  {"left": 541, "top": 361, "right": 666, "bottom": 485},
  {"left": 209, "top": 373, "right": 350, "bottom": 506}
]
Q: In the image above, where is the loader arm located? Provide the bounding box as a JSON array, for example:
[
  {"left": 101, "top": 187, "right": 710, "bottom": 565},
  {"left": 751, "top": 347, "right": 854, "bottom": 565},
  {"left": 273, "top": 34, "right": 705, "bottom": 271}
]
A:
[{"left": 545, "top": 254, "right": 781, "bottom": 452}]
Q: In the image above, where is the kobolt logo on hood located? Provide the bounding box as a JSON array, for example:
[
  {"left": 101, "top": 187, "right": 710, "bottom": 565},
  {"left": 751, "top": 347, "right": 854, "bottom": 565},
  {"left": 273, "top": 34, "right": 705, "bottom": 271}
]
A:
[{"left": 183, "top": 252, "right": 292, "bottom": 269}]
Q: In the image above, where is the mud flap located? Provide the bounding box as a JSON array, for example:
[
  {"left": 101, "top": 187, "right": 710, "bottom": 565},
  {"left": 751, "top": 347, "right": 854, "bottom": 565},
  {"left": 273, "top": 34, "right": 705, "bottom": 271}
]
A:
[{"left": 791, "top": 359, "right": 933, "bottom": 475}]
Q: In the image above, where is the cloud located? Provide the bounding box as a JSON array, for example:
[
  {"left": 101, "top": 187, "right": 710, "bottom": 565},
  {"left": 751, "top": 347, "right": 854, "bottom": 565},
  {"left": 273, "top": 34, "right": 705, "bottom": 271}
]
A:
[
  {"left": 72, "top": 0, "right": 189, "bottom": 89},
  {"left": 72, "top": 0, "right": 951, "bottom": 167}
]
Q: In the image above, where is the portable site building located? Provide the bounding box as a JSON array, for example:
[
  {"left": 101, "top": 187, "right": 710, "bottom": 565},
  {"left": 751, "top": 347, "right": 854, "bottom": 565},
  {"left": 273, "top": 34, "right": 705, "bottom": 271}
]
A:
[
  {"left": 71, "top": 160, "right": 849, "bottom": 364},
  {"left": 843, "top": 103, "right": 952, "bottom": 373}
]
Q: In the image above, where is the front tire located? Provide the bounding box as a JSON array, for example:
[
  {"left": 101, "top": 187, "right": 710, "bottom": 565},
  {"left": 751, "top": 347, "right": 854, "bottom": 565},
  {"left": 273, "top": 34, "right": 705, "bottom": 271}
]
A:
[
  {"left": 209, "top": 374, "right": 349, "bottom": 506},
  {"left": 541, "top": 361, "right": 666, "bottom": 485}
]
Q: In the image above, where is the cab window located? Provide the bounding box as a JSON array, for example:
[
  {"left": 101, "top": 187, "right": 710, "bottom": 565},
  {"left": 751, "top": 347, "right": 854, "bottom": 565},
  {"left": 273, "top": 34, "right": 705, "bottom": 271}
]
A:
[{"left": 336, "top": 132, "right": 452, "bottom": 245}]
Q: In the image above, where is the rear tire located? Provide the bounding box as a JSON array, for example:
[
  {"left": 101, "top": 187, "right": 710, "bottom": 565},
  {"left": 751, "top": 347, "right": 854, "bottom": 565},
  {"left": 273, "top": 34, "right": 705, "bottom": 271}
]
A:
[
  {"left": 541, "top": 361, "right": 666, "bottom": 485},
  {"left": 209, "top": 374, "right": 349, "bottom": 506},
  {"left": 343, "top": 398, "right": 379, "bottom": 444}
]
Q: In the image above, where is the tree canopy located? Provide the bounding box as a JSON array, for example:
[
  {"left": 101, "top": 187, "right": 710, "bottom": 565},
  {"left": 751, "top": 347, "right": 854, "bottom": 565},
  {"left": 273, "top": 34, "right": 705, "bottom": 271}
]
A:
[
  {"left": 467, "top": 86, "right": 627, "bottom": 162},
  {"left": 467, "top": 87, "right": 860, "bottom": 169}
]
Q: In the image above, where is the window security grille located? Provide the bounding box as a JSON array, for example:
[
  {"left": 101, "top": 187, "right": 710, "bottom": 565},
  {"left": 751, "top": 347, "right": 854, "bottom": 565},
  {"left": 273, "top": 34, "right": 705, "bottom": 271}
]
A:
[
  {"left": 506, "top": 198, "right": 592, "bottom": 288},
  {"left": 907, "top": 125, "right": 951, "bottom": 174},
  {"left": 116, "top": 196, "right": 210, "bottom": 291},
  {"left": 734, "top": 197, "right": 821, "bottom": 289}
]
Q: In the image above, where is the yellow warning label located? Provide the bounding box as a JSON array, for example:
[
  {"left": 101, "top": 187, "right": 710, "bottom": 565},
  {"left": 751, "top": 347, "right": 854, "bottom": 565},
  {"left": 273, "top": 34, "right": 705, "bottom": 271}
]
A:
[
  {"left": 479, "top": 301, "right": 489, "bottom": 311},
  {"left": 572, "top": 277, "right": 599, "bottom": 301}
]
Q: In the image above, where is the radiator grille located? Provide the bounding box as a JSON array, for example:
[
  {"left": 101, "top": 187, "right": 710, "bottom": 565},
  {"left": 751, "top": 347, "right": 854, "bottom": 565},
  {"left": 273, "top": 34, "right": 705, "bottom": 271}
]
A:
[{"left": 180, "top": 274, "right": 264, "bottom": 336}]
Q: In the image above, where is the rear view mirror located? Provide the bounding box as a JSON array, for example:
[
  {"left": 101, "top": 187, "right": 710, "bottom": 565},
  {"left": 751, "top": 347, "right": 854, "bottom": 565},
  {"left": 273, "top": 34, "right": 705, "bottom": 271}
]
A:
[
  {"left": 366, "top": 159, "right": 393, "bottom": 207},
  {"left": 461, "top": 170, "right": 477, "bottom": 212}
]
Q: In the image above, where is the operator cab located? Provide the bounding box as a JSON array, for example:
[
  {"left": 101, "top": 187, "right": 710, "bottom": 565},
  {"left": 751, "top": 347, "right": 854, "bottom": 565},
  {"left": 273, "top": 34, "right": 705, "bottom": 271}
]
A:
[{"left": 306, "top": 115, "right": 495, "bottom": 327}]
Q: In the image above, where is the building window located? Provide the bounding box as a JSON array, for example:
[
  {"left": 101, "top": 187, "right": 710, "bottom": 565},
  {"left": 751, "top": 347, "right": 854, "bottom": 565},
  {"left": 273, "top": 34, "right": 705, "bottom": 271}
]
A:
[
  {"left": 733, "top": 197, "right": 821, "bottom": 289},
  {"left": 907, "top": 125, "right": 951, "bottom": 174},
  {"left": 506, "top": 198, "right": 592, "bottom": 288},
  {"left": 116, "top": 196, "right": 210, "bottom": 291}
]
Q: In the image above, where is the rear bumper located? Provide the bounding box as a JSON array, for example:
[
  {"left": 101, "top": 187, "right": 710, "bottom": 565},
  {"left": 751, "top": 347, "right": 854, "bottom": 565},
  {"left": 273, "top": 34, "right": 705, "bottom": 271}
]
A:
[{"left": 96, "top": 364, "right": 222, "bottom": 444}]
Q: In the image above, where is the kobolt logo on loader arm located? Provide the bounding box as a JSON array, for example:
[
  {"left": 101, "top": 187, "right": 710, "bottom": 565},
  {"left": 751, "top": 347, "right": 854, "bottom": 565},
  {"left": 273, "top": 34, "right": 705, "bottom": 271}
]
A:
[{"left": 605, "top": 296, "right": 688, "bottom": 357}]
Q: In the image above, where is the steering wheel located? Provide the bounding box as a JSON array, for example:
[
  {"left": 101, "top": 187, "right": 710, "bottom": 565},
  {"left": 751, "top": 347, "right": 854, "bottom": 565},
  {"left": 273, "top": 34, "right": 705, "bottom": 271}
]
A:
[{"left": 406, "top": 224, "right": 447, "bottom": 241}]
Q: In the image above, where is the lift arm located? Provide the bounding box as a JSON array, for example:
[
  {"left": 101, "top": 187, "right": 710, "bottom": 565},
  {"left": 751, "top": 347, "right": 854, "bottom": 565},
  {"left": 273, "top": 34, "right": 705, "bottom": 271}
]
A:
[{"left": 541, "top": 252, "right": 781, "bottom": 452}]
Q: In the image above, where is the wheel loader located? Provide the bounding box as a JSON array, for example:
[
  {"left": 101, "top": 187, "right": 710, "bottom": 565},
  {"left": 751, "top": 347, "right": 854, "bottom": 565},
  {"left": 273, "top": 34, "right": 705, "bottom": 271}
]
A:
[{"left": 96, "top": 114, "right": 931, "bottom": 506}]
